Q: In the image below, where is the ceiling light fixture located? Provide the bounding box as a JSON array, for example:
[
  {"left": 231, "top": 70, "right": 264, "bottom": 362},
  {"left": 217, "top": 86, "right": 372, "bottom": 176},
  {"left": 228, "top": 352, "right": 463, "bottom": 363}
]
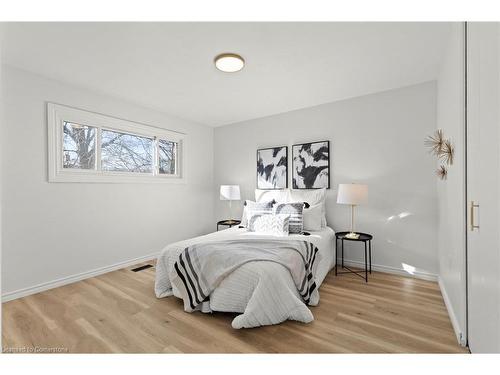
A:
[{"left": 214, "top": 53, "right": 245, "bottom": 73}]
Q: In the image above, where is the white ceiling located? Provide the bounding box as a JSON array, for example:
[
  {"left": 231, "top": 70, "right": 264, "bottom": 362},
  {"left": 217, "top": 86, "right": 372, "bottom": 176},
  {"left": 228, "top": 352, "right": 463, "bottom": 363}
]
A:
[{"left": 1, "top": 22, "right": 451, "bottom": 126}]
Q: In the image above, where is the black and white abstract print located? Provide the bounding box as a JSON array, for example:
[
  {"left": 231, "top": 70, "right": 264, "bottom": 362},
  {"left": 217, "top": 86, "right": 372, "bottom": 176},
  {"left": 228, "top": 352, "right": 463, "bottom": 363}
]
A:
[
  {"left": 292, "top": 141, "right": 330, "bottom": 189},
  {"left": 256, "top": 146, "right": 288, "bottom": 189}
]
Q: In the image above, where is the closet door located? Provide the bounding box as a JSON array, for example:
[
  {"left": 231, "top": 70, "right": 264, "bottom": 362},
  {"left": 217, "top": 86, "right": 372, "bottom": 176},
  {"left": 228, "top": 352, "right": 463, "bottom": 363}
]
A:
[{"left": 466, "top": 22, "right": 500, "bottom": 353}]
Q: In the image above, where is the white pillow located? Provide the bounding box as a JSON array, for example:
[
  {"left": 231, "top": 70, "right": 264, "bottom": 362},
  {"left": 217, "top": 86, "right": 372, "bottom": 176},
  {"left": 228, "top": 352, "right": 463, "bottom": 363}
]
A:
[
  {"left": 302, "top": 203, "right": 323, "bottom": 231},
  {"left": 255, "top": 189, "right": 290, "bottom": 204},
  {"left": 240, "top": 200, "right": 274, "bottom": 227},
  {"left": 289, "top": 188, "right": 327, "bottom": 227},
  {"left": 248, "top": 213, "right": 290, "bottom": 236}
]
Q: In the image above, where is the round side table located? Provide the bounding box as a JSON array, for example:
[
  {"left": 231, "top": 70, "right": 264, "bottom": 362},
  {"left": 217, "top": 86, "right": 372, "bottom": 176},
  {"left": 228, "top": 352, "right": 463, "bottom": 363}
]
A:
[
  {"left": 217, "top": 219, "right": 241, "bottom": 231},
  {"left": 335, "top": 231, "right": 373, "bottom": 282}
]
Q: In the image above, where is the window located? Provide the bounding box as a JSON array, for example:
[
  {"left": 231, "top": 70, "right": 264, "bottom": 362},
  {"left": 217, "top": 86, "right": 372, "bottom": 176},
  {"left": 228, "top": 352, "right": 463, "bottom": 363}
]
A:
[
  {"left": 63, "top": 122, "right": 96, "bottom": 170},
  {"left": 158, "top": 139, "right": 177, "bottom": 175},
  {"left": 48, "top": 103, "right": 184, "bottom": 183},
  {"left": 101, "top": 130, "right": 153, "bottom": 173}
]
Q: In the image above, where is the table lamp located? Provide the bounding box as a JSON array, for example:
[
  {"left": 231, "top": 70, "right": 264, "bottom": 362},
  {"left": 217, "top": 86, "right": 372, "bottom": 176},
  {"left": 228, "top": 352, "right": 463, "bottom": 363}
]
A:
[
  {"left": 220, "top": 185, "right": 241, "bottom": 223},
  {"left": 337, "top": 183, "right": 368, "bottom": 239}
]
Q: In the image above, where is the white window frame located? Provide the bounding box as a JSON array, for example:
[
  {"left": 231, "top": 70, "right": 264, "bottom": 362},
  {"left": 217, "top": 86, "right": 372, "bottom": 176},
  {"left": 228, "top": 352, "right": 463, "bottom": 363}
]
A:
[{"left": 48, "top": 103, "right": 186, "bottom": 183}]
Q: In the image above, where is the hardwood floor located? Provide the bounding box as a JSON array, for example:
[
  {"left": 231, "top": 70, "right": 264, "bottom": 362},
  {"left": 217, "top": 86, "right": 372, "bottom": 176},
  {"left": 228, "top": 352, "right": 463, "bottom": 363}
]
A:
[{"left": 2, "top": 262, "right": 468, "bottom": 353}]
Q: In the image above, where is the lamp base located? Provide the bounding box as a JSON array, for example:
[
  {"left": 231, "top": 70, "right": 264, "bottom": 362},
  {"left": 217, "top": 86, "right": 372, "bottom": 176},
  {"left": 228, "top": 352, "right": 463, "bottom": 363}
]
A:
[{"left": 345, "top": 232, "right": 360, "bottom": 239}]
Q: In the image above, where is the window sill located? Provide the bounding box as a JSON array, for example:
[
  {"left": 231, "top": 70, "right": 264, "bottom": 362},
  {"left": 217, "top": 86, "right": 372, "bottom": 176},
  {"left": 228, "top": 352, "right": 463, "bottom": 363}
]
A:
[{"left": 48, "top": 170, "right": 186, "bottom": 184}]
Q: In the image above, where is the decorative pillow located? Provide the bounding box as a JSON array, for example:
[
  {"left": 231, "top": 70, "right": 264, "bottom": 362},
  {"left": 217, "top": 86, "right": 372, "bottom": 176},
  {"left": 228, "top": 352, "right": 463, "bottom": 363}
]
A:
[
  {"left": 303, "top": 203, "right": 323, "bottom": 231},
  {"left": 240, "top": 200, "right": 274, "bottom": 227},
  {"left": 248, "top": 213, "right": 290, "bottom": 236},
  {"left": 289, "top": 188, "right": 327, "bottom": 227},
  {"left": 255, "top": 189, "right": 290, "bottom": 204},
  {"left": 273, "top": 202, "right": 304, "bottom": 234}
]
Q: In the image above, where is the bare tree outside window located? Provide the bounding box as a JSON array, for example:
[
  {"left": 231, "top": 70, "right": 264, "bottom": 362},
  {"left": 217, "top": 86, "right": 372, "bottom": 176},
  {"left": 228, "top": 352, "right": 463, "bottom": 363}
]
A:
[
  {"left": 158, "top": 139, "right": 177, "bottom": 174},
  {"left": 101, "top": 130, "right": 153, "bottom": 173},
  {"left": 63, "top": 122, "right": 96, "bottom": 169}
]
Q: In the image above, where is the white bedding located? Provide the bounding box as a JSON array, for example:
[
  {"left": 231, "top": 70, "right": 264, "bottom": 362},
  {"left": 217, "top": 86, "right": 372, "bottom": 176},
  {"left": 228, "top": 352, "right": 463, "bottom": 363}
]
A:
[{"left": 155, "top": 226, "right": 335, "bottom": 328}]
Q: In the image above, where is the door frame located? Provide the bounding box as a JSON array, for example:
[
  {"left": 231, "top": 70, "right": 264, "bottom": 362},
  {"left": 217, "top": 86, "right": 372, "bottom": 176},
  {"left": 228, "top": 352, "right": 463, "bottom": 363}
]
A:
[{"left": 464, "top": 20, "right": 469, "bottom": 348}]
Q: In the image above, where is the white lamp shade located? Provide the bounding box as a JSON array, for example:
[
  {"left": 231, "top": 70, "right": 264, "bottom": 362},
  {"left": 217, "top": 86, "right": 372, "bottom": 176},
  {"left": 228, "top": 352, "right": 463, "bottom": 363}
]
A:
[
  {"left": 220, "top": 185, "right": 241, "bottom": 201},
  {"left": 337, "top": 184, "right": 368, "bottom": 205}
]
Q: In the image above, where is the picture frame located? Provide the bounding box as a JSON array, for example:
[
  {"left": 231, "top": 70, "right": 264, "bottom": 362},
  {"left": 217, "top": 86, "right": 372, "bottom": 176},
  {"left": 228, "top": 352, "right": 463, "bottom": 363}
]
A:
[
  {"left": 292, "top": 140, "right": 330, "bottom": 189},
  {"left": 256, "top": 146, "right": 288, "bottom": 189}
]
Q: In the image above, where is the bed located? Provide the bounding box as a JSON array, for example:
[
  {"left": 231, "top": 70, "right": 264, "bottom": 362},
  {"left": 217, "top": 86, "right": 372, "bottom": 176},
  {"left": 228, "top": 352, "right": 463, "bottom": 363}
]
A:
[{"left": 155, "top": 225, "right": 336, "bottom": 328}]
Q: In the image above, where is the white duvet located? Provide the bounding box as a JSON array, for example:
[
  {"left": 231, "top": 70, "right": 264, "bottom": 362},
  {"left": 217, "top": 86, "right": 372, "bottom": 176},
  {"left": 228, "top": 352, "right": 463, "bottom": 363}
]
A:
[{"left": 155, "top": 226, "right": 335, "bottom": 328}]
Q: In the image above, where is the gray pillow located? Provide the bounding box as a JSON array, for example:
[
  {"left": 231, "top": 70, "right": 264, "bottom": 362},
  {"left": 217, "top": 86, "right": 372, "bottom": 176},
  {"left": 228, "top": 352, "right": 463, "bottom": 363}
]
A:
[{"left": 273, "top": 202, "right": 304, "bottom": 234}]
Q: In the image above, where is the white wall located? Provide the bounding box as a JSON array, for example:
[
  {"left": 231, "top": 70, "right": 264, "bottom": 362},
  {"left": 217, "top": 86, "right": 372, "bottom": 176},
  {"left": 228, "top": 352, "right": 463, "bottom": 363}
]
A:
[
  {"left": 436, "top": 23, "right": 467, "bottom": 344},
  {"left": 0, "top": 66, "right": 214, "bottom": 298},
  {"left": 214, "top": 82, "right": 439, "bottom": 278}
]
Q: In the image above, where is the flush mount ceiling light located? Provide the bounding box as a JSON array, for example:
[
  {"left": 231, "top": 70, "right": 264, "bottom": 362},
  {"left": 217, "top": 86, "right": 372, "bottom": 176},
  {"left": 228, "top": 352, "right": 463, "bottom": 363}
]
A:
[{"left": 214, "top": 53, "right": 245, "bottom": 73}]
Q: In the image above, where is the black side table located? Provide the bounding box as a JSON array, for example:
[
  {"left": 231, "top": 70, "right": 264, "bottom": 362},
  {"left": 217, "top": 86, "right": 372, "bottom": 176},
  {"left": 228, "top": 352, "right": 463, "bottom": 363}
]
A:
[
  {"left": 335, "top": 231, "right": 373, "bottom": 282},
  {"left": 217, "top": 219, "right": 241, "bottom": 231}
]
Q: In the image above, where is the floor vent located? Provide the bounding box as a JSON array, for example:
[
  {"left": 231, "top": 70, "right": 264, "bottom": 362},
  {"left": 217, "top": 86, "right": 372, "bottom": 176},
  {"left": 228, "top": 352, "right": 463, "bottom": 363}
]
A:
[{"left": 131, "top": 264, "right": 154, "bottom": 272}]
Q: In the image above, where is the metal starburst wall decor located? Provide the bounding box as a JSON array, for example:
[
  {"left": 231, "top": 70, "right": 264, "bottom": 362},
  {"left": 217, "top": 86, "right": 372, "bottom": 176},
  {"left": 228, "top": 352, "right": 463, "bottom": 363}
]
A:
[
  {"left": 424, "top": 129, "right": 445, "bottom": 157},
  {"left": 436, "top": 165, "right": 448, "bottom": 180},
  {"left": 425, "top": 129, "right": 455, "bottom": 180},
  {"left": 440, "top": 139, "right": 454, "bottom": 166}
]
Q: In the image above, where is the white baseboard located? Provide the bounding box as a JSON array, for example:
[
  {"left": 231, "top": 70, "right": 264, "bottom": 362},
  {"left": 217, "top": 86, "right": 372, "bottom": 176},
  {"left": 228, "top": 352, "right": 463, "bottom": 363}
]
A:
[
  {"left": 1, "top": 253, "right": 158, "bottom": 302},
  {"left": 438, "top": 276, "right": 467, "bottom": 347},
  {"left": 341, "top": 259, "right": 438, "bottom": 281}
]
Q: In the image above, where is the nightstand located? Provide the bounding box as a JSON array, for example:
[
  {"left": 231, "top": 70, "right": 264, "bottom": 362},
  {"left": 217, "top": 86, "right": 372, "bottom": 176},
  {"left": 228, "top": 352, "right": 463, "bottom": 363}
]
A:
[
  {"left": 217, "top": 219, "right": 241, "bottom": 231},
  {"left": 335, "top": 231, "right": 373, "bottom": 282}
]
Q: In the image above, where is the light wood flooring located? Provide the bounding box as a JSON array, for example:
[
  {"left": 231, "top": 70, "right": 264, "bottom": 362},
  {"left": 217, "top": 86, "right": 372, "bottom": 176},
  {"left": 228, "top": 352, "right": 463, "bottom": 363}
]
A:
[{"left": 2, "top": 262, "right": 469, "bottom": 353}]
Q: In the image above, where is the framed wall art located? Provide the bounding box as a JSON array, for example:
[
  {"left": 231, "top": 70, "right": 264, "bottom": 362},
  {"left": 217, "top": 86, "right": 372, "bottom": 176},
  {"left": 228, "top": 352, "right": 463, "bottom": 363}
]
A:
[
  {"left": 292, "top": 141, "right": 330, "bottom": 189},
  {"left": 256, "top": 146, "right": 288, "bottom": 189}
]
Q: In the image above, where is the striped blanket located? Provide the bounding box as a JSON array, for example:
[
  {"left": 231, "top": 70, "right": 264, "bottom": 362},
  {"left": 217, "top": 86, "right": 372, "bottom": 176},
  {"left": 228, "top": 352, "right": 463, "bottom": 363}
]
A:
[{"left": 170, "top": 239, "right": 320, "bottom": 313}]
